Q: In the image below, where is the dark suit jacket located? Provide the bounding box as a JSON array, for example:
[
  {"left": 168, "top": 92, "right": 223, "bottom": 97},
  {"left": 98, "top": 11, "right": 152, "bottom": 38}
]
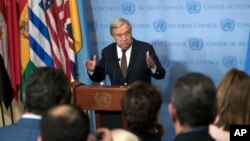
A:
[
  {"left": 0, "top": 118, "right": 40, "bottom": 141},
  {"left": 173, "top": 129, "right": 214, "bottom": 141},
  {"left": 89, "top": 38, "right": 165, "bottom": 85}
]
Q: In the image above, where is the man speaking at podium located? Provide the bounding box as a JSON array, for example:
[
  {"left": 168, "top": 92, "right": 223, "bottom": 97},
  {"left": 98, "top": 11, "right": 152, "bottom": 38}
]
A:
[{"left": 84, "top": 18, "right": 165, "bottom": 86}]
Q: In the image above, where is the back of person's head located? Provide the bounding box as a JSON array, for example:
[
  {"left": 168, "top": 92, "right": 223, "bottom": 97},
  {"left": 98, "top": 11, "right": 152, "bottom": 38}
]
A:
[
  {"left": 216, "top": 68, "right": 248, "bottom": 111},
  {"left": 171, "top": 72, "right": 216, "bottom": 127},
  {"left": 121, "top": 81, "right": 162, "bottom": 133},
  {"left": 39, "top": 104, "right": 90, "bottom": 141},
  {"left": 25, "top": 67, "right": 71, "bottom": 115},
  {"left": 111, "top": 129, "right": 140, "bottom": 141},
  {"left": 216, "top": 71, "right": 250, "bottom": 131}
]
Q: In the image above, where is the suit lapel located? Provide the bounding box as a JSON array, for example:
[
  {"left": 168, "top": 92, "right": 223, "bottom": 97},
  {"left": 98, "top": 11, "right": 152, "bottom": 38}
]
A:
[
  {"left": 111, "top": 44, "right": 119, "bottom": 61},
  {"left": 127, "top": 40, "right": 139, "bottom": 78},
  {"left": 111, "top": 44, "right": 125, "bottom": 81}
]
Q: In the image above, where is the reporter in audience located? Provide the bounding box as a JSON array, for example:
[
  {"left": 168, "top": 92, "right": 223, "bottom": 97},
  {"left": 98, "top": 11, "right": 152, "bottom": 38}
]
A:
[
  {"left": 121, "top": 81, "right": 163, "bottom": 141},
  {"left": 38, "top": 104, "right": 114, "bottom": 141},
  {"left": 38, "top": 104, "right": 90, "bottom": 141},
  {"left": 168, "top": 73, "right": 216, "bottom": 141},
  {"left": 209, "top": 68, "right": 250, "bottom": 141},
  {"left": 0, "top": 67, "right": 71, "bottom": 141}
]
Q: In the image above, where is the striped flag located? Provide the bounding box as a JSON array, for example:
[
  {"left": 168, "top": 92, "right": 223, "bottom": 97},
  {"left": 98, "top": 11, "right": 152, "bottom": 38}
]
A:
[
  {"left": 245, "top": 30, "right": 250, "bottom": 74},
  {"left": 22, "top": 0, "right": 54, "bottom": 102},
  {"left": 24, "top": 0, "right": 54, "bottom": 102},
  {"left": 28, "top": 0, "right": 54, "bottom": 67},
  {"left": 44, "top": 0, "right": 76, "bottom": 81},
  {"left": 19, "top": 0, "right": 79, "bottom": 101},
  {"left": 20, "top": 0, "right": 79, "bottom": 101}
]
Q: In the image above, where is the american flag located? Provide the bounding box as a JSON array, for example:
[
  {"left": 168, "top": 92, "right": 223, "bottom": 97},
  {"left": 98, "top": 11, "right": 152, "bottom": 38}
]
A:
[{"left": 44, "top": 0, "right": 76, "bottom": 81}]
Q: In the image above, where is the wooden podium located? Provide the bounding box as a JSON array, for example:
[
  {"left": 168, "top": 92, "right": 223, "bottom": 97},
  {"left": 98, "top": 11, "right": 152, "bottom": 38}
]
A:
[{"left": 73, "top": 84, "right": 127, "bottom": 129}]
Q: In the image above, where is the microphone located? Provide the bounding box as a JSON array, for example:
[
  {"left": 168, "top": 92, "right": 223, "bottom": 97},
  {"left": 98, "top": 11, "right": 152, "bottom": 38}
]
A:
[
  {"left": 113, "top": 58, "right": 120, "bottom": 85},
  {"left": 104, "top": 63, "right": 106, "bottom": 86},
  {"left": 103, "top": 58, "right": 110, "bottom": 86}
]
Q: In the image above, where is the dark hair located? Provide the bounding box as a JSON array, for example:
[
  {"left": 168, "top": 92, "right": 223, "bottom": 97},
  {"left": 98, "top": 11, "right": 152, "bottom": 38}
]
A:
[
  {"left": 121, "top": 81, "right": 162, "bottom": 133},
  {"left": 25, "top": 67, "right": 71, "bottom": 115},
  {"left": 172, "top": 72, "right": 216, "bottom": 127},
  {"left": 40, "top": 104, "right": 90, "bottom": 141}
]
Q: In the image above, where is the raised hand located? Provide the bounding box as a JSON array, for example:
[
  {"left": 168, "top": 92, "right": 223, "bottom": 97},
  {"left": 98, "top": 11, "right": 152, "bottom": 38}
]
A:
[
  {"left": 84, "top": 55, "right": 97, "bottom": 71},
  {"left": 146, "top": 51, "right": 156, "bottom": 69}
]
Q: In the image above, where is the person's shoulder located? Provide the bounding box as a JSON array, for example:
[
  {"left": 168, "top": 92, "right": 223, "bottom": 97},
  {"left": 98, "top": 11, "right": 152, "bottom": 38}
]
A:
[
  {"left": 0, "top": 120, "right": 21, "bottom": 129},
  {"left": 133, "top": 38, "right": 152, "bottom": 48},
  {"left": 0, "top": 120, "right": 40, "bottom": 141},
  {"left": 133, "top": 38, "right": 151, "bottom": 45},
  {"left": 0, "top": 124, "right": 19, "bottom": 138},
  {"left": 103, "top": 42, "right": 116, "bottom": 51}
]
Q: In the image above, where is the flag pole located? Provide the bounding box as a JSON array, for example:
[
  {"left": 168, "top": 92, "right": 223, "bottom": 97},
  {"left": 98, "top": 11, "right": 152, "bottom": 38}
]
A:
[
  {"left": 0, "top": 100, "right": 5, "bottom": 126},
  {"left": 9, "top": 103, "right": 14, "bottom": 124}
]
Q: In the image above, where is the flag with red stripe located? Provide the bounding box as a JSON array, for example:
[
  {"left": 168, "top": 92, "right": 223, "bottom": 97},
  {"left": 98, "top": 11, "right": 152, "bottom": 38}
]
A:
[
  {"left": 44, "top": 0, "right": 76, "bottom": 81},
  {"left": 0, "top": 2, "right": 13, "bottom": 108},
  {"left": 0, "top": 0, "right": 21, "bottom": 101}
]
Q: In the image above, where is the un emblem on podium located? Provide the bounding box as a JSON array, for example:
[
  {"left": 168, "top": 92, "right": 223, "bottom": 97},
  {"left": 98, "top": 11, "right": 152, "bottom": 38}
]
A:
[{"left": 95, "top": 92, "right": 112, "bottom": 107}]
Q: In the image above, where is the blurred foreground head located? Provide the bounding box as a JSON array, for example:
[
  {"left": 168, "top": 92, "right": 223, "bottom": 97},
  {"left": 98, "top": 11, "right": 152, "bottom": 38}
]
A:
[
  {"left": 171, "top": 72, "right": 216, "bottom": 127},
  {"left": 121, "top": 81, "right": 162, "bottom": 133},
  {"left": 25, "top": 67, "right": 71, "bottom": 115},
  {"left": 39, "top": 104, "right": 90, "bottom": 141}
]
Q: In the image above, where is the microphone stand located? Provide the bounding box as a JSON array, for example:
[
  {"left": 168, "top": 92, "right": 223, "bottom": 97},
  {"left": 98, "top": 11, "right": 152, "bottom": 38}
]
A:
[
  {"left": 113, "top": 58, "right": 120, "bottom": 85},
  {"left": 104, "top": 62, "right": 107, "bottom": 86},
  {"left": 103, "top": 57, "right": 108, "bottom": 86}
]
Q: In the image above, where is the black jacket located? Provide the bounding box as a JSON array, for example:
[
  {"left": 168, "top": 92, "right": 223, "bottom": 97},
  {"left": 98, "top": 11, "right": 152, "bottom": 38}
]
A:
[{"left": 89, "top": 38, "right": 165, "bottom": 85}]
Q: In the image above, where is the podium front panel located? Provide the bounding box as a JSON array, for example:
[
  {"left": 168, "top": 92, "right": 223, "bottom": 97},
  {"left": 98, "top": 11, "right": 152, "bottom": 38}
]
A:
[{"left": 75, "top": 85, "right": 127, "bottom": 111}]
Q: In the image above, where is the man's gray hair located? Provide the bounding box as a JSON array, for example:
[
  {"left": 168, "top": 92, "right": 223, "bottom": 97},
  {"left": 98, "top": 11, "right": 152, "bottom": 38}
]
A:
[{"left": 110, "top": 18, "right": 132, "bottom": 36}]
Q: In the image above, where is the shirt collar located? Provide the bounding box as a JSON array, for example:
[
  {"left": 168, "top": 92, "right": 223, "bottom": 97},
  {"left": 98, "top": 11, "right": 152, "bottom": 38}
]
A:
[{"left": 22, "top": 113, "right": 42, "bottom": 120}]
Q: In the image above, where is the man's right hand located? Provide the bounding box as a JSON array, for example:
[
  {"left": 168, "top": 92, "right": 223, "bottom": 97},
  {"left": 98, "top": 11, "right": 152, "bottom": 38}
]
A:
[{"left": 84, "top": 55, "right": 97, "bottom": 71}]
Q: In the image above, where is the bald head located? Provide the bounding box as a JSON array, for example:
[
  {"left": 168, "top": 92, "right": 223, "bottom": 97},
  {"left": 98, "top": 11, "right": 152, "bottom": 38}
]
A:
[{"left": 40, "top": 104, "right": 90, "bottom": 141}]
